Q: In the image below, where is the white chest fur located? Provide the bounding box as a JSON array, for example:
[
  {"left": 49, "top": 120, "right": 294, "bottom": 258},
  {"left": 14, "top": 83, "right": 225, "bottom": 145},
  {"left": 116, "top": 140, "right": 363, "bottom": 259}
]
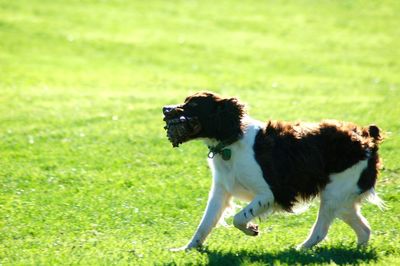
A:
[{"left": 206, "top": 118, "right": 272, "bottom": 202}]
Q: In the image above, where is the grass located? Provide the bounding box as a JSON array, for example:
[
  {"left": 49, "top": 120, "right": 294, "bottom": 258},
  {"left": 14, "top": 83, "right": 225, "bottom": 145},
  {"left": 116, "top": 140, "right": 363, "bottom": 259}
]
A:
[{"left": 1, "top": 0, "right": 399, "bottom": 265}]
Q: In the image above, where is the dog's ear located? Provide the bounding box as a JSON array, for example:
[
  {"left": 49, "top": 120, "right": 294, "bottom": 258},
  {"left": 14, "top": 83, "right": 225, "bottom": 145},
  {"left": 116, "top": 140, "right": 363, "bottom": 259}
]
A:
[
  {"left": 213, "top": 97, "right": 246, "bottom": 141},
  {"left": 218, "top": 97, "right": 246, "bottom": 118}
]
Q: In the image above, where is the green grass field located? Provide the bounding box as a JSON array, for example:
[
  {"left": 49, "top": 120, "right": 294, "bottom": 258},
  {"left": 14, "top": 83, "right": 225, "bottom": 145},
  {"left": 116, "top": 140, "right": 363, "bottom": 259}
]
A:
[{"left": 1, "top": 0, "right": 399, "bottom": 265}]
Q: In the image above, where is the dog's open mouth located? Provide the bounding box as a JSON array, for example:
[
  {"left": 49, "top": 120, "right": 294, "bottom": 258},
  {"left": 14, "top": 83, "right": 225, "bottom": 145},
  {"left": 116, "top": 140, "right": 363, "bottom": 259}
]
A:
[{"left": 163, "top": 116, "right": 201, "bottom": 147}]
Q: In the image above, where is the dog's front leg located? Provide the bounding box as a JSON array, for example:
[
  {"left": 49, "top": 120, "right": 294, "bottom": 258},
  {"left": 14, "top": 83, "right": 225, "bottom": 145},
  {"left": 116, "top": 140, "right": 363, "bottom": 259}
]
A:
[
  {"left": 171, "top": 182, "right": 231, "bottom": 251},
  {"left": 233, "top": 194, "right": 273, "bottom": 236}
]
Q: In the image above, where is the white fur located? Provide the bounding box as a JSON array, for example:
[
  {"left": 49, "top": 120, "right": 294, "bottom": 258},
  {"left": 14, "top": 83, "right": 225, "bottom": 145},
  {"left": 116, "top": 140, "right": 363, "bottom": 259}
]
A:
[{"left": 174, "top": 117, "right": 379, "bottom": 251}]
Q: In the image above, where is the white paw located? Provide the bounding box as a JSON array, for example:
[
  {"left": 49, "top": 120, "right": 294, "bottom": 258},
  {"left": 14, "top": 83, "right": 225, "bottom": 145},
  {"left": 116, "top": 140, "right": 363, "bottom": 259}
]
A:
[
  {"left": 245, "top": 223, "right": 259, "bottom": 236},
  {"left": 296, "top": 244, "right": 309, "bottom": 251},
  {"left": 235, "top": 223, "right": 259, "bottom": 236}
]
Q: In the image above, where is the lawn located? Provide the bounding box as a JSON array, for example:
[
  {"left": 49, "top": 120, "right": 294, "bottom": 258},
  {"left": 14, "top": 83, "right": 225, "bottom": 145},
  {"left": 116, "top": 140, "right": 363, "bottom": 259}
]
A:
[{"left": 0, "top": 0, "right": 399, "bottom": 265}]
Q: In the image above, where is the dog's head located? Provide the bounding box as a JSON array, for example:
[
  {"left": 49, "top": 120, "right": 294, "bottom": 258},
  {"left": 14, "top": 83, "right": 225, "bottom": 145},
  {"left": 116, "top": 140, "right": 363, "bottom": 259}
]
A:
[{"left": 163, "top": 91, "right": 246, "bottom": 147}]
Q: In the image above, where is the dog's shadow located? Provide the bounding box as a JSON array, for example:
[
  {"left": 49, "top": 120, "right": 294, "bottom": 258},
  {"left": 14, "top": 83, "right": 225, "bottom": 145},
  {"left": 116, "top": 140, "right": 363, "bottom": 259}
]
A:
[{"left": 203, "top": 246, "right": 378, "bottom": 265}]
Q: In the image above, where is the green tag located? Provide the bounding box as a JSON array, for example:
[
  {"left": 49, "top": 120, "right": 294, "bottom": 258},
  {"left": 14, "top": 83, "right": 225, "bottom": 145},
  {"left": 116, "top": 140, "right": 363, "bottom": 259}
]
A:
[{"left": 221, "top": 149, "right": 231, "bottom": 161}]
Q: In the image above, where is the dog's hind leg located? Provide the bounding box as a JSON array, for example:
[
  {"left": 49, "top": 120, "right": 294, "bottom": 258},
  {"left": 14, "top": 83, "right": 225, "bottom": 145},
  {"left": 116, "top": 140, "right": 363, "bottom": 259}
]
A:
[
  {"left": 338, "top": 202, "right": 371, "bottom": 246},
  {"left": 298, "top": 198, "right": 336, "bottom": 249},
  {"left": 233, "top": 193, "right": 274, "bottom": 236},
  {"left": 299, "top": 160, "right": 370, "bottom": 249}
]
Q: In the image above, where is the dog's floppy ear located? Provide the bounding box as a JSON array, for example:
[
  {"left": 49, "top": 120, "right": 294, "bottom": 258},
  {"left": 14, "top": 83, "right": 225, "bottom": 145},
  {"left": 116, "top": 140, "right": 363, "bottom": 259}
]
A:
[
  {"left": 217, "top": 97, "right": 246, "bottom": 119},
  {"left": 213, "top": 97, "right": 246, "bottom": 141}
]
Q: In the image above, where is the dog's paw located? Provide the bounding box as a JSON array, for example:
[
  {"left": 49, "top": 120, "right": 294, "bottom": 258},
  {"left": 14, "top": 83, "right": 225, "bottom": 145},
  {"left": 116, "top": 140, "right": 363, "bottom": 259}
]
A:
[
  {"left": 295, "top": 244, "right": 308, "bottom": 251},
  {"left": 296, "top": 241, "right": 317, "bottom": 250},
  {"left": 245, "top": 223, "right": 259, "bottom": 236},
  {"left": 170, "top": 246, "right": 190, "bottom": 252}
]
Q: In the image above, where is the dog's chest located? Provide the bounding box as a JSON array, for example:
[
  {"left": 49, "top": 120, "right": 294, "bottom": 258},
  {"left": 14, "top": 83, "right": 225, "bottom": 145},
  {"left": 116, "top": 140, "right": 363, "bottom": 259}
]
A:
[
  {"left": 206, "top": 120, "right": 270, "bottom": 201},
  {"left": 210, "top": 144, "right": 267, "bottom": 201}
]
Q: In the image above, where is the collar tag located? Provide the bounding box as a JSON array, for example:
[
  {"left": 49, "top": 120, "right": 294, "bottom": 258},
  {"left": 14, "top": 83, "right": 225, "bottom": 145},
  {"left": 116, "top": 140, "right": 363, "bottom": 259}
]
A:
[
  {"left": 221, "top": 149, "right": 231, "bottom": 160},
  {"left": 207, "top": 146, "right": 232, "bottom": 161}
]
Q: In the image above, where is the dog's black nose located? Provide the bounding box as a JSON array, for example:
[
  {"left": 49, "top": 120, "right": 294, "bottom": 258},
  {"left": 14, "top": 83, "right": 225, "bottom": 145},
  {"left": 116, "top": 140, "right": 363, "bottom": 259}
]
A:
[
  {"left": 163, "top": 105, "right": 178, "bottom": 116},
  {"left": 163, "top": 106, "right": 173, "bottom": 115}
]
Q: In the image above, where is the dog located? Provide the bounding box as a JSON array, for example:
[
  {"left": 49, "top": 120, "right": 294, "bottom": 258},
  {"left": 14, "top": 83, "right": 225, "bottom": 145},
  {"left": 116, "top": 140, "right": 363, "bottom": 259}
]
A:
[{"left": 162, "top": 91, "right": 384, "bottom": 250}]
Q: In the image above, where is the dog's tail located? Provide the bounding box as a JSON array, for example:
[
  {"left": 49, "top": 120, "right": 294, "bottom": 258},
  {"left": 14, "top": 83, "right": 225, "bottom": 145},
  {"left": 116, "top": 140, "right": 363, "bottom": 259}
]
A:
[
  {"left": 363, "top": 188, "right": 386, "bottom": 210},
  {"left": 365, "top": 124, "right": 384, "bottom": 144},
  {"left": 364, "top": 126, "right": 386, "bottom": 210}
]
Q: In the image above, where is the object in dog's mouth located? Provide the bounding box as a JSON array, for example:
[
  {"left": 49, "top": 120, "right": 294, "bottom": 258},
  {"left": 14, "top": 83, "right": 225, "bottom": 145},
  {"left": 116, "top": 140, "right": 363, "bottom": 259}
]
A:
[
  {"left": 164, "top": 116, "right": 200, "bottom": 147},
  {"left": 164, "top": 116, "right": 189, "bottom": 147}
]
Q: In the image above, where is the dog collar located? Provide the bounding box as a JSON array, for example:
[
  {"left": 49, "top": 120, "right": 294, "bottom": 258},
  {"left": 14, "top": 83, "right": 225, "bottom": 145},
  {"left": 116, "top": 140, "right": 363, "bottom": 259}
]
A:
[{"left": 207, "top": 138, "right": 237, "bottom": 161}]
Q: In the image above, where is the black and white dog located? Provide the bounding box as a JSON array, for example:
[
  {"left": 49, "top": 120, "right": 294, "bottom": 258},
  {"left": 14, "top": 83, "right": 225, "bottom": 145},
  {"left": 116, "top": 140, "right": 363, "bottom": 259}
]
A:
[{"left": 163, "top": 91, "right": 383, "bottom": 250}]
